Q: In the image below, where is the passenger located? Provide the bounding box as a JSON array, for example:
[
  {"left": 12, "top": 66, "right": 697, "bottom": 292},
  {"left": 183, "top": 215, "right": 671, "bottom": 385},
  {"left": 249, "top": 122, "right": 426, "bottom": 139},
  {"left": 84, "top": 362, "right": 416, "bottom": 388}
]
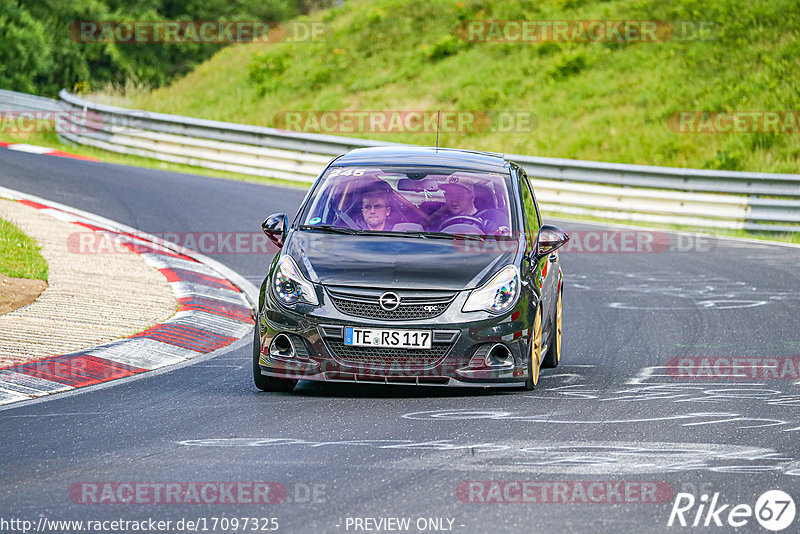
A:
[{"left": 356, "top": 187, "right": 394, "bottom": 231}]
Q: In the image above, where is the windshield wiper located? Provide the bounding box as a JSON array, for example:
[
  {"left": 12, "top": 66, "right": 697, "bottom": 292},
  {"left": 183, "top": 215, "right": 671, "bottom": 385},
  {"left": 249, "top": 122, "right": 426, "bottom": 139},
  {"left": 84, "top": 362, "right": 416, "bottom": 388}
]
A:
[
  {"left": 299, "top": 226, "right": 488, "bottom": 241},
  {"left": 402, "top": 231, "right": 487, "bottom": 241},
  {"left": 352, "top": 229, "right": 488, "bottom": 241},
  {"left": 352, "top": 230, "right": 407, "bottom": 237},
  {"left": 298, "top": 224, "right": 357, "bottom": 235}
]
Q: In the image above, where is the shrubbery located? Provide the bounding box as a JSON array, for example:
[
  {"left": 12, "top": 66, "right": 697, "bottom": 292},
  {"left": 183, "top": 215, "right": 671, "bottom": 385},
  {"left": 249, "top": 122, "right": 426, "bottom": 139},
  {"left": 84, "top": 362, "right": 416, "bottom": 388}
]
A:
[{"left": 1, "top": 0, "right": 303, "bottom": 96}]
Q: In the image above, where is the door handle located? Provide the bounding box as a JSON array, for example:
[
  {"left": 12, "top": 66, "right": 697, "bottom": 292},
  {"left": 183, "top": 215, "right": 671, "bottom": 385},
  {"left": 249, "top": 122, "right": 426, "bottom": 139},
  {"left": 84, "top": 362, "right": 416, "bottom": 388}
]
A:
[{"left": 549, "top": 253, "right": 558, "bottom": 263}]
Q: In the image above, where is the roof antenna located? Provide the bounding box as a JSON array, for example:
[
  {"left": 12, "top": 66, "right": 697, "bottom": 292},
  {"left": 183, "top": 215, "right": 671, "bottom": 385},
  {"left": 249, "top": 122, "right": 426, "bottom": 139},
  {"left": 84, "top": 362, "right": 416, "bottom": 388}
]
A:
[{"left": 435, "top": 110, "right": 441, "bottom": 152}]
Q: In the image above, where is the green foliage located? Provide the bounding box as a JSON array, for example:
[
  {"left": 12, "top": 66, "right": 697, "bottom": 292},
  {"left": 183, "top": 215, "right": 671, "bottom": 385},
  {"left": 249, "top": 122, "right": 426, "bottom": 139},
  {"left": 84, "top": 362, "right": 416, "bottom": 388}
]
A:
[
  {"left": 422, "top": 35, "right": 464, "bottom": 61},
  {"left": 0, "top": 2, "right": 52, "bottom": 93},
  {"left": 704, "top": 150, "right": 743, "bottom": 171},
  {"left": 2, "top": 0, "right": 301, "bottom": 96},
  {"left": 248, "top": 48, "right": 293, "bottom": 95},
  {"left": 549, "top": 50, "right": 588, "bottom": 78},
  {"left": 132, "top": 0, "right": 800, "bottom": 174}
]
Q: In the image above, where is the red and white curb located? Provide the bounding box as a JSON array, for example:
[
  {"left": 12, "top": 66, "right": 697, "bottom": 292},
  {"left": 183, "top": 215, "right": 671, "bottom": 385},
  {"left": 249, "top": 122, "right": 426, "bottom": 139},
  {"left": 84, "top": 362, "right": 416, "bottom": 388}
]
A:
[
  {"left": 0, "top": 186, "right": 257, "bottom": 407},
  {"left": 0, "top": 141, "right": 99, "bottom": 162}
]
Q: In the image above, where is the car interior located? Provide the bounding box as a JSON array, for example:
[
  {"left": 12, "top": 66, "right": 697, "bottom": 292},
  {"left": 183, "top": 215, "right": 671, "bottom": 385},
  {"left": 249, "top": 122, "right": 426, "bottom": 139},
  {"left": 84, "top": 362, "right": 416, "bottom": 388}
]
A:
[{"left": 307, "top": 169, "right": 512, "bottom": 235}]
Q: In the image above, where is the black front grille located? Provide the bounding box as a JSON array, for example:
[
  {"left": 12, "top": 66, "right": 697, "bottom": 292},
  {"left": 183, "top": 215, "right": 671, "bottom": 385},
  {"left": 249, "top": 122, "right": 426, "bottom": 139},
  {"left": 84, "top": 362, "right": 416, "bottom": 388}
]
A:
[
  {"left": 327, "top": 287, "right": 456, "bottom": 320},
  {"left": 324, "top": 340, "right": 452, "bottom": 369}
]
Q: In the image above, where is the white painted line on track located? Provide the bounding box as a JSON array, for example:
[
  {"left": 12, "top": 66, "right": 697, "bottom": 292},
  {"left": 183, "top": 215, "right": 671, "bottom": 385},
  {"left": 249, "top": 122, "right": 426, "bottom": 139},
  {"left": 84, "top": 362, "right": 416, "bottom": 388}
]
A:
[
  {"left": 6, "top": 144, "right": 54, "bottom": 154},
  {"left": 0, "top": 370, "right": 73, "bottom": 396},
  {"left": 166, "top": 310, "right": 253, "bottom": 339},
  {"left": 0, "top": 389, "right": 35, "bottom": 405},
  {"left": 139, "top": 253, "right": 221, "bottom": 276},
  {"left": 85, "top": 338, "right": 197, "bottom": 370},
  {"left": 169, "top": 281, "right": 251, "bottom": 304}
]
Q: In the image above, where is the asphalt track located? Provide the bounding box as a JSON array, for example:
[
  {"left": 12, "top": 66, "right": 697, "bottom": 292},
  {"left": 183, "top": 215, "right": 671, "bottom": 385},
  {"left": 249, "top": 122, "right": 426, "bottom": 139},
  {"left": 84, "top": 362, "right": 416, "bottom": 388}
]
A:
[{"left": 1, "top": 149, "right": 799, "bottom": 533}]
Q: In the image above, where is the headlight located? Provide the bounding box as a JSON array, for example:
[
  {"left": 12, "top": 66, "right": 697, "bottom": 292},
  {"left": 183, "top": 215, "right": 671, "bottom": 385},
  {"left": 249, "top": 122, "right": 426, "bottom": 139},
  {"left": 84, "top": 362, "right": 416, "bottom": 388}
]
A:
[
  {"left": 462, "top": 265, "right": 520, "bottom": 314},
  {"left": 273, "top": 256, "right": 319, "bottom": 306}
]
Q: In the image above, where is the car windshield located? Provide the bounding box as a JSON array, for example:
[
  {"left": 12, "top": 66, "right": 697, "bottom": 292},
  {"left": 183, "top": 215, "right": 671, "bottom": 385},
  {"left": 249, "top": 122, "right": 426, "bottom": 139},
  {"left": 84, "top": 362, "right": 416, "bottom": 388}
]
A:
[{"left": 300, "top": 166, "right": 514, "bottom": 237}]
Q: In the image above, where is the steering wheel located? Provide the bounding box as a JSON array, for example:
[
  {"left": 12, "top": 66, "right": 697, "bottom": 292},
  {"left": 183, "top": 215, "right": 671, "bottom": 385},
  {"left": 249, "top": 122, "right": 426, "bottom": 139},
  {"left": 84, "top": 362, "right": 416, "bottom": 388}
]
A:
[{"left": 438, "top": 215, "right": 485, "bottom": 231}]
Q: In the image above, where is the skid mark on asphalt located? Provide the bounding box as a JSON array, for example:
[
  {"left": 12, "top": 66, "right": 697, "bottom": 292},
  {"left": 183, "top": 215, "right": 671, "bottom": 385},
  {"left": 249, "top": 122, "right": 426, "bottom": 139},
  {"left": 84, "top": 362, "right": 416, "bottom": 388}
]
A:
[
  {"left": 401, "top": 409, "right": 791, "bottom": 430},
  {"left": 526, "top": 366, "right": 800, "bottom": 434},
  {"left": 178, "top": 437, "right": 800, "bottom": 476},
  {"left": 567, "top": 271, "right": 780, "bottom": 310}
]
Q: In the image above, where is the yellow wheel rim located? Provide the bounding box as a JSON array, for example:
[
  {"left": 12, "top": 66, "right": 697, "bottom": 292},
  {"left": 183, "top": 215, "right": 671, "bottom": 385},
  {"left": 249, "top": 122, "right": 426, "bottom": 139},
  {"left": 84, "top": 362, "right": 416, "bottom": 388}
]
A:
[
  {"left": 531, "top": 306, "right": 542, "bottom": 386},
  {"left": 556, "top": 291, "right": 563, "bottom": 363}
]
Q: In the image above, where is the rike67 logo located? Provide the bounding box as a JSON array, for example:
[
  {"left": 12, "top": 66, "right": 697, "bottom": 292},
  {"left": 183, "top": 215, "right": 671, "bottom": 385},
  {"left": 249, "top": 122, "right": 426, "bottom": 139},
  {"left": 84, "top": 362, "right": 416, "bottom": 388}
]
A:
[{"left": 668, "top": 490, "right": 796, "bottom": 531}]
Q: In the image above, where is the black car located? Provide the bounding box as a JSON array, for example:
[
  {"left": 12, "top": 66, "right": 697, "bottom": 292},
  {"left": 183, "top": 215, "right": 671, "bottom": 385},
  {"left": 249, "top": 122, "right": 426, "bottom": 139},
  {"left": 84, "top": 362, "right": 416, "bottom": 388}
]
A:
[{"left": 254, "top": 146, "right": 569, "bottom": 391}]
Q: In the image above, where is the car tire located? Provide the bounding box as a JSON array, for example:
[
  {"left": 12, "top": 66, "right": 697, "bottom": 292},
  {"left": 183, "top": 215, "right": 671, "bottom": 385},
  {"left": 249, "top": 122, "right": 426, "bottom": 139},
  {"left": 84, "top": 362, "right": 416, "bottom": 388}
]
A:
[
  {"left": 253, "top": 326, "right": 297, "bottom": 392},
  {"left": 525, "top": 305, "right": 543, "bottom": 390},
  {"left": 541, "top": 289, "right": 562, "bottom": 369}
]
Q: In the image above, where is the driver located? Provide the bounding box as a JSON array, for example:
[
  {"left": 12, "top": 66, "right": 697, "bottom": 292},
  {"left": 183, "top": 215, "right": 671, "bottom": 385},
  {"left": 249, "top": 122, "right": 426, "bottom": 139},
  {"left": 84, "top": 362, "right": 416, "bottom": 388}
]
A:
[
  {"left": 441, "top": 178, "right": 478, "bottom": 217},
  {"left": 426, "top": 175, "right": 510, "bottom": 235},
  {"left": 426, "top": 176, "right": 480, "bottom": 230}
]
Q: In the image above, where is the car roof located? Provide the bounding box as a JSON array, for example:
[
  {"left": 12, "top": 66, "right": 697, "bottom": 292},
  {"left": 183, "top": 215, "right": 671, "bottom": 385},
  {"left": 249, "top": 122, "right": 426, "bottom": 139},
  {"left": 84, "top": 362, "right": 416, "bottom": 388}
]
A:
[{"left": 333, "top": 146, "right": 510, "bottom": 173}]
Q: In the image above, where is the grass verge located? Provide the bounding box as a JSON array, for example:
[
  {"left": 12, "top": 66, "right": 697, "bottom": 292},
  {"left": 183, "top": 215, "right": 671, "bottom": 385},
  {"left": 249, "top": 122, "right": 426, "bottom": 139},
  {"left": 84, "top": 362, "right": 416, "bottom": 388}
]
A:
[{"left": 0, "top": 214, "right": 48, "bottom": 281}]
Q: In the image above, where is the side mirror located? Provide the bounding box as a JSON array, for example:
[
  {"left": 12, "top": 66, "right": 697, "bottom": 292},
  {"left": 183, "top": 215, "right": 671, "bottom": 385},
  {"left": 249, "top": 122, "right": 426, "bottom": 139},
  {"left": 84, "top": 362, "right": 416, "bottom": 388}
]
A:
[
  {"left": 535, "top": 224, "right": 570, "bottom": 256},
  {"left": 262, "top": 213, "right": 287, "bottom": 249}
]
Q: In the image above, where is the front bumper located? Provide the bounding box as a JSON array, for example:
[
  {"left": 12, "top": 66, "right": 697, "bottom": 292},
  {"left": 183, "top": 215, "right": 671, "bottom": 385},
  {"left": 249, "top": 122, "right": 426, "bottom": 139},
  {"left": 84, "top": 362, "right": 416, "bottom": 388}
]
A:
[{"left": 256, "top": 285, "right": 532, "bottom": 388}]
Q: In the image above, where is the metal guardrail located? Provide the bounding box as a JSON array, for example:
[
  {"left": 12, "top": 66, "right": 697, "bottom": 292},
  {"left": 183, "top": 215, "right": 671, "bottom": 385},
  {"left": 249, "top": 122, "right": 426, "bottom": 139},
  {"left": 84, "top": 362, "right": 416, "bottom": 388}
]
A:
[
  {"left": 0, "top": 90, "right": 62, "bottom": 113},
  {"left": 2, "top": 88, "right": 799, "bottom": 232}
]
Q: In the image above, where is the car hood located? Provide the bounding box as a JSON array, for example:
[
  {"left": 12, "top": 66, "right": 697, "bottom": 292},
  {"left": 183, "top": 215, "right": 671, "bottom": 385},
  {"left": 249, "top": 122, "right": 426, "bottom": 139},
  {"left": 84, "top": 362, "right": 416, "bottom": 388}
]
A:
[{"left": 285, "top": 231, "right": 518, "bottom": 290}]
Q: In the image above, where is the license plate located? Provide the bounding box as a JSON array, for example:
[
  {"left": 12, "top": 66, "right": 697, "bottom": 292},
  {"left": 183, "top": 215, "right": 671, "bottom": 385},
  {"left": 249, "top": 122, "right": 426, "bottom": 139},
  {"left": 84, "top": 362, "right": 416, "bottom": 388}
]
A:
[{"left": 344, "top": 327, "right": 432, "bottom": 349}]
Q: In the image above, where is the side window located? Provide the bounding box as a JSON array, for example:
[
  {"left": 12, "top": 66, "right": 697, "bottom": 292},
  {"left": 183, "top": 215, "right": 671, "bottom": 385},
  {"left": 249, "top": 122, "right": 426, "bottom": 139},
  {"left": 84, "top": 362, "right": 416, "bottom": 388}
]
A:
[
  {"left": 518, "top": 169, "right": 540, "bottom": 250},
  {"left": 523, "top": 172, "right": 541, "bottom": 234}
]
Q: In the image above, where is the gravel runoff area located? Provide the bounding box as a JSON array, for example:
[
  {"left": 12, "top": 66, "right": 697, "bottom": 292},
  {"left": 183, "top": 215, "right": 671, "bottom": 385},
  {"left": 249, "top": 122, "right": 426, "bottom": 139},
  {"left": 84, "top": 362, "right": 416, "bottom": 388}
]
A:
[{"left": 0, "top": 198, "right": 177, "bottom": 367}]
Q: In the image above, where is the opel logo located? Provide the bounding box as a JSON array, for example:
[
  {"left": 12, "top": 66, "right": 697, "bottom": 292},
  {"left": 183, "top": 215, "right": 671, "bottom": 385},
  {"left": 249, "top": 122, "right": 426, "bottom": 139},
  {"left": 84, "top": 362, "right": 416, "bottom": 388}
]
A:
[{"left": 379, "top": 291, "right": 401, "bottom": 311}]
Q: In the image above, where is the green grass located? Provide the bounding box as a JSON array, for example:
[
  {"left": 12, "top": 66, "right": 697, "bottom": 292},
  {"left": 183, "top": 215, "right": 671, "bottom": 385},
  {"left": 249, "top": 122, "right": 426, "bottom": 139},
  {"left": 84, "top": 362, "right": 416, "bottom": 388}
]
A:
[
  {"left": 0, "top": 215, "right": 48, "bottom": 280},
  {"left": 123, "top": 0, "right": 800, "bottom": 174}
]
